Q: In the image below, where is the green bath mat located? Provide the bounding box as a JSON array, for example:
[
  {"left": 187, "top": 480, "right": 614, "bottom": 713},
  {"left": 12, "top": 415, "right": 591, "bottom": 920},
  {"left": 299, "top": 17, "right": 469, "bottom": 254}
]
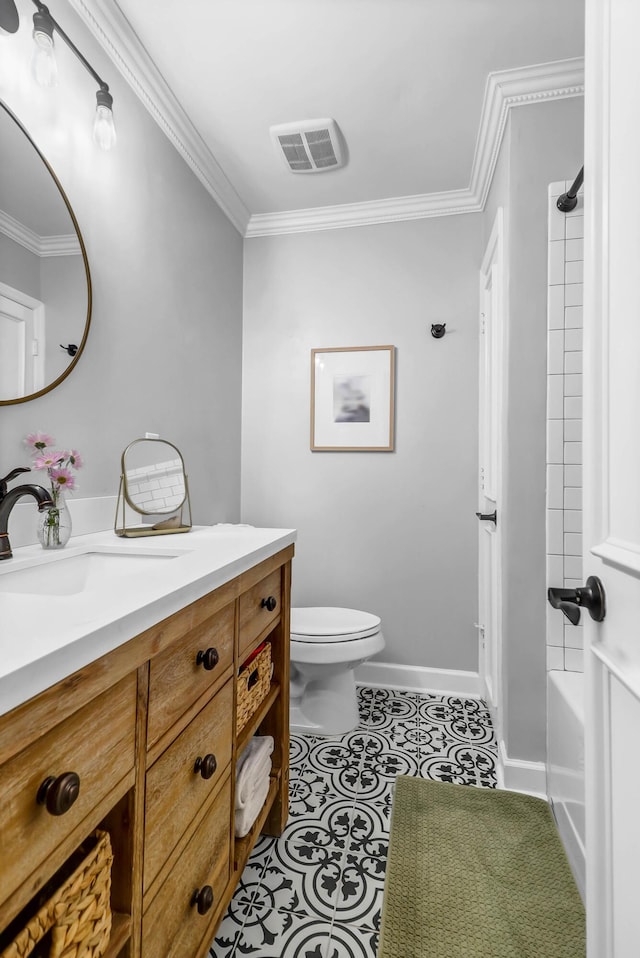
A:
[{"left": 379, "top": 776, "right": 585, "bottom": 958}]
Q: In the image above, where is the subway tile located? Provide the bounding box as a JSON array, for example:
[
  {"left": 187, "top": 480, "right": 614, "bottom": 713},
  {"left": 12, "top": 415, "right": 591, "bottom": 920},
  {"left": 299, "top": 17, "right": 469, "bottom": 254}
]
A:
[
  {"left": 566, "top": 216, "right": 584, "bottom": 240},
  {"left": 548, "top": 375, "right": 565, "bottom": 418},
  {"left": 565, "top": 464, "right": 583, "bottom": 487},
  {"left": 564, "top": 419, "right": 582, "bottom": 442},
  {"left": 547, "top": 509, "right": 564, "bottom": 554},
  {"left": 546, "top": 604, "right": 565, "bottom": 646},
  {"left": 565, "top": 238, "right": 584, "bottom": 261},
  {"left": 564, "top": 396, "right": 583, "bottom": 419},
  {"left": 564, "top": 532, "right": 583, "bottom": 556},
  {"left": 547, "top": 329, "right": 565, "bottom": 374},
  {"left": 564, "top": 441, "right": 583, "bottom": 465},
  {"left": 548, "top": 240, "right": 566, "bottom": 285},
  {"left": 564, "top": 576, "right": 584, "bottom": 591},
  {"left": 549, "top": 208, "right": 566, "bottom": 242},
  {"left": 564, "top": 649, "right": 584, "bottom": 672},
  {"left": 564, "top": 623, "right": 584, "bottom": 650},
  {"left": 564, "top": 509, "right": 583, "bottom": 533},
  {"left": 547, "top": 554, "right": 564, "bottom": 586},
  {"left": 547, "top": 646, "right": 565, "bottom": 671},
  {"left": 564, "top": 351, "right": 583, "bottom": 375},
  {"left": 564, "top": 374, "right": 583, "bottom": 397},
  {"left": 565, "top": 284, "right": 583, "bottom": 307},
  {"left": 547, "top": 419, "right": 564, "bottom": 464},
  {"left": 547, "top": 464, "right": 564, "bottom": 508},
  {"left": 564, "top": 486, "right": 582, "bottom": 510},
  {"left": 548, "top": 285, "right": 565, "bottom": 329},
  {"left": 565, "top": 305, "right": 583, "bottom": 329},
  {"left": 566, "top": 194, "right": 584, "bottom": 216},
  {"left": 565, "top": 328, "right": 583, "bottom": 351},
  {"left": 565, "top": 260, "right": 584, "bottom": 285},
  {"left": 564, "top": 556, "right": 583, "bottom": 580}
]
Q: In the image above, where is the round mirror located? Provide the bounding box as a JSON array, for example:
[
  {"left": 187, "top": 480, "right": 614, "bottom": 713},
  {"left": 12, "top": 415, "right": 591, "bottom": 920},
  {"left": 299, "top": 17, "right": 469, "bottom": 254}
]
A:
[
  {"left": 122, "top": 439, "right": 188, "bottom": 516},
  {"left": 0, "top": 100, "right": 91, "bottom": 405}
]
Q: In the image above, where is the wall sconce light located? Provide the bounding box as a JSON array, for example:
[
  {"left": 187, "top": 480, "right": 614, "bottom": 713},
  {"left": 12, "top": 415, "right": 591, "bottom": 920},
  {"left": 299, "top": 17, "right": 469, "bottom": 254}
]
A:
[
  {"left": 31, "top": 0, "right": 116, "bottom": 149},
  {"left": 0, "top": 0, "right": 116, "bottom": 149}
]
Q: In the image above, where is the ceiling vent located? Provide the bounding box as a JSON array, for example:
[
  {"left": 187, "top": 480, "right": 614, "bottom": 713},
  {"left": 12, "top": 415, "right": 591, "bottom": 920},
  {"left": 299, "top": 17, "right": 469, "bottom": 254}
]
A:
[{"left": 270, "top": 119, "right": 345, "bottom": 173}]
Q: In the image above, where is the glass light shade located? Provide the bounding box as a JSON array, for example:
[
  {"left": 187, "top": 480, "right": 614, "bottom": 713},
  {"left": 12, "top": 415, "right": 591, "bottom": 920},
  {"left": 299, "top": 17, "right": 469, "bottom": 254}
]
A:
[
  {"left": 32, "top": 29, "right": 58, "bottom": 87},
  {"left": 93, "top": 102, "right": 116, "bottom": 150}
]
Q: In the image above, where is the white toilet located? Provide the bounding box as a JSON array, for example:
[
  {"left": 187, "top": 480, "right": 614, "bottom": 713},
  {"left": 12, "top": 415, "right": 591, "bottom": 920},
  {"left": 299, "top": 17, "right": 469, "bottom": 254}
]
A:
[{"left": 289, "top": 607, "right": 385, "bottom": 735}]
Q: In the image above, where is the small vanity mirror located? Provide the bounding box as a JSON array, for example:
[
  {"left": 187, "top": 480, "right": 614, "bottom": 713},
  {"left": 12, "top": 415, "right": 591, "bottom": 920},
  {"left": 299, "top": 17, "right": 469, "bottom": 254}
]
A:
[
  {"left": 0, "top": 100, "right": 91, "bottom": 404},
  {"left": 115, "top": 439, "right": 192, "bottom": 537}
]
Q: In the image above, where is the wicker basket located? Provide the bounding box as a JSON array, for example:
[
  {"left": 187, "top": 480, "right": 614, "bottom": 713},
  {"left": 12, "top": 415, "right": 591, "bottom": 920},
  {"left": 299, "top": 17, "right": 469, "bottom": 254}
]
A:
[
  {"left": 236, "top": 642, "right": 272, "bottom": 734},
  {"left": 0, "top": 830, "right": 113, "bottom": 958}
]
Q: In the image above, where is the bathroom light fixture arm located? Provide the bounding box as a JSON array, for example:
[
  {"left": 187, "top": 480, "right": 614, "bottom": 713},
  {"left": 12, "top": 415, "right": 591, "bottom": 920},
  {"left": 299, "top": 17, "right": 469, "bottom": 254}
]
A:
[{"left": 31, "top": 0, "right": 111, "bottom": 97}]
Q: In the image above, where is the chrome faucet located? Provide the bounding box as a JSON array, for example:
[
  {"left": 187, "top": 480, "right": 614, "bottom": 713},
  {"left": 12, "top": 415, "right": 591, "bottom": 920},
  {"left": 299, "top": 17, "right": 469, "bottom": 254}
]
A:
[{"left": 0, "top": 467, "right": 53, "bottom": 560}]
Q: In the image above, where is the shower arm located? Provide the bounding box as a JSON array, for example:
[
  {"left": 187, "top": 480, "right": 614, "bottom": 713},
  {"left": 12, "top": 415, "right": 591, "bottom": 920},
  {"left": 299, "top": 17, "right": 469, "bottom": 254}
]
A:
[{"left": 557, "top": 167, "right": 584, "bottom": 213}]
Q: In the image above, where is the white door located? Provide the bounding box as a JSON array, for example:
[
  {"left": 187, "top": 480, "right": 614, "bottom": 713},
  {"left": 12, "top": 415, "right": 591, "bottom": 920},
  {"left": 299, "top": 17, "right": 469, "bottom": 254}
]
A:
[
  {"left": 0, "top": 282, "right": 44, "bottom": 400},
  {"left": 478, "top": 209, "right": 505, "bottom": 729},
  {"left": 584, "top": 1, "right": 640, "bottom": 954}
]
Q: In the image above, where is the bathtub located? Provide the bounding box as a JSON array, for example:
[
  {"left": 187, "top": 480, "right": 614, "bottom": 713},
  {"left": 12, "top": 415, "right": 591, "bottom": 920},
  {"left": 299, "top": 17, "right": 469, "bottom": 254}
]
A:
[{"left": 547, "top": 669, "right": 585, "bottom": 901}]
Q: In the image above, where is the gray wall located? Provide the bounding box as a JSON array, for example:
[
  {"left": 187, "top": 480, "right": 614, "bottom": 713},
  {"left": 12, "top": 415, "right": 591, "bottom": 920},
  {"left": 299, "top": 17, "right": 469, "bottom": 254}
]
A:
[
  {"left": 0, "top": 4, "right": 243, "bottom": 525},
  {"left": 483, "top": 96, "right": 583, "bottom": 763},
  {"left": 242, "top": 216, "right": 483, "bottom": 671}
]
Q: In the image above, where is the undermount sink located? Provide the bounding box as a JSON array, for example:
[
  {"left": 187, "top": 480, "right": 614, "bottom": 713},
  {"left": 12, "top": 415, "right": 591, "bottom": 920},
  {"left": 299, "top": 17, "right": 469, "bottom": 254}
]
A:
[{"left": 0, "top": 549, "right": 180, "bottom": 596}]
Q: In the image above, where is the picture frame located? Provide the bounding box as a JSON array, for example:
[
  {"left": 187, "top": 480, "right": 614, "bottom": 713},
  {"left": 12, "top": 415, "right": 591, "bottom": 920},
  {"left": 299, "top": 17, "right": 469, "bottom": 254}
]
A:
[{"left": 310, "top": 345, "right": 395, "bottom": 451}]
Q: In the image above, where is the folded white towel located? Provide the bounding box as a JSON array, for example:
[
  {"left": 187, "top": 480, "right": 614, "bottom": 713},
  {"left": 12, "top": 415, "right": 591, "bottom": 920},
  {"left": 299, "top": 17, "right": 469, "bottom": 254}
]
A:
[
  {"left": 236, "top": 736, "right": 274, "bottom": 809},
  {"left": 234, "top": 773, "right": 271, "bottom": 838}
]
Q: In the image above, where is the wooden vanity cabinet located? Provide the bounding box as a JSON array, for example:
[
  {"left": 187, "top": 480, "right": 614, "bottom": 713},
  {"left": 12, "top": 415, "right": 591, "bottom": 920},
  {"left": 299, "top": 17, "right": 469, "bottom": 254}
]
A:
[{"left": 0, "top": 545, "right": 293, "bottom": 958}]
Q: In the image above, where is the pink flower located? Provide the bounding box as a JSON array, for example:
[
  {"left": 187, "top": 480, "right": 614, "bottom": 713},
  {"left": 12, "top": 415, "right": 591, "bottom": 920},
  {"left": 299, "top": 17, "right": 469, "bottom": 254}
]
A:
[
  {"left": 68, "top": 449, "right": 83, "bottom": 469},
  {"left": 24, "top": 432, "right": 55, "bottom": 451},
  {"left": 50, "top": 468, "right": 76, "bottom": 492},
  {"left": 33, "top": 451, "right": 65, "bottom": 469}
]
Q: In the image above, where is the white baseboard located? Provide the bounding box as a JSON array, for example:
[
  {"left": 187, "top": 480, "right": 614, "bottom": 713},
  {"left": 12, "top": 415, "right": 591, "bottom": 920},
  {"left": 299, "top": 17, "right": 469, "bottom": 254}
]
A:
[
  {"left": 355, "top": 660, "right": 482, "bottom": 698},
  {"left": 497, "top": 739, "right": 547, "bottom": 797}
]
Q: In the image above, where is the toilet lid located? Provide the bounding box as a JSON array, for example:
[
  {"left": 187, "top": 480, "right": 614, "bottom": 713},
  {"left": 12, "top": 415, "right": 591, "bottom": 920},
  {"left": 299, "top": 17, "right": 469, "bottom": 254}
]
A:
[{"left": 290, "top": 607, "right": 381, "bottom": 643}]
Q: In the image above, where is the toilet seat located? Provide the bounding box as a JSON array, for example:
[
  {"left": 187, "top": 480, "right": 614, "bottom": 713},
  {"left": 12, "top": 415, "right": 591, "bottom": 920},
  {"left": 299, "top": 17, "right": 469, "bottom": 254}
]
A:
[{"left": 291, "top": 607, "right": 381, "bottom": 644}]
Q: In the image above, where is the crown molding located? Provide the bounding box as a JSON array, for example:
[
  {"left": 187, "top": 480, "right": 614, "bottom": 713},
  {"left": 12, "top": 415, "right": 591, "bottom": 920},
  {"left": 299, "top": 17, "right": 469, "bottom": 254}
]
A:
[
  {"left": 0, "top": 209, "right": 80, "bottom": 256},
  {"left": 247, "top": 57, "right": 584, "bottom": 236},
  {"left": 63, "top": 0, "right": 584, "bottom": 239},
  {"left": 67, "top": 0, "right": 251, "bottom": 236}
]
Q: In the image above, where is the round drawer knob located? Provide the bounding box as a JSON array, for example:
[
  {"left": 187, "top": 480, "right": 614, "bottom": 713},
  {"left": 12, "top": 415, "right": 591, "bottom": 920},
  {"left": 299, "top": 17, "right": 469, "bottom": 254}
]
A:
[
  {"left": 37, "top": 772, "right": 80, "bottom": 816},
  {"left": 261, "top": 595, "right": 277, "bottom": 612},
  {"left": 191, "top": 885, "right": 214, "bottom": 915},
  {"left": 194, "top": 754, "right": 217, "bottom": 780},
  {"left": 196, "top": 647, "right": 219, "bottom": 671}
]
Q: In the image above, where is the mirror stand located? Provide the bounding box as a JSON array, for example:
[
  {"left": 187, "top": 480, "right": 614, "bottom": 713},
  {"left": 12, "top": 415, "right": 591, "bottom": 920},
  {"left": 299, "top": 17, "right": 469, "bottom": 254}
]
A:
[{"left": 114, "top": 438, "right": 193, "bottom": 538}]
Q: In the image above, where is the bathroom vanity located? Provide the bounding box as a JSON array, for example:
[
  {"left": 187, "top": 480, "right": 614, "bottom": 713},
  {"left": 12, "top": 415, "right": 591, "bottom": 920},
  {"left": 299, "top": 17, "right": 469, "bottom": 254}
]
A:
[{"left": 0, "top": 526, "right": 295, "bottom": 958}]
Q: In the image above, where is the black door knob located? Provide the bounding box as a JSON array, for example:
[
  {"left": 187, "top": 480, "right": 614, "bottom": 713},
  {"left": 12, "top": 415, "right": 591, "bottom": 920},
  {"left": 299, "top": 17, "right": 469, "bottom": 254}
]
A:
[
  {"left": 194, "top": 754, "right": 217, "bottom": 780},
  {"left": 196, "top": 647, "right": 219, "bottom": 671},
  {"left": 475, "top": 510, "right": 497, "bottom": 524},
  {"left": 37, "top": 772, "right": 80, "bottom": 816},
  {"left": 191, "top": 885, "right": 214, "bottom": 915},
  {"left": 548, "top": 575, "right": 606, "bottom": 625},
  {"left": 261, "top": 595, "right": 277, "bottom": 612}
]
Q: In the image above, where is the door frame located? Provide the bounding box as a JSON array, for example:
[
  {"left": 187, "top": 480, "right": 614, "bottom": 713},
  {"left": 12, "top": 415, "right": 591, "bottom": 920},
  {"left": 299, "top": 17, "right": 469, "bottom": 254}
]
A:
[
  {"left": 0, "top": 280, "right": 45, "bottom": 397},
  {"left": 478, "top": 207, "right": 507, "bottom": 744}
]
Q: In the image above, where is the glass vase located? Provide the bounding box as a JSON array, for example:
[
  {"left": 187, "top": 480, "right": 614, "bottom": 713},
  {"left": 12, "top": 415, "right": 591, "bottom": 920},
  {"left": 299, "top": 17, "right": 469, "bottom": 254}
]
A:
[{"left": 37, "top": 492, "right": 72, "bottom": 549}]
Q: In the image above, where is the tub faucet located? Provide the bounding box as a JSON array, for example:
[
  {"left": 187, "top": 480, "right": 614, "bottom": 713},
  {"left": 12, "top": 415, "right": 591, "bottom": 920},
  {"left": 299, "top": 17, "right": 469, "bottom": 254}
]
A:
[{"left": 0, "top": 467, "right": 53, "bottom": 560}]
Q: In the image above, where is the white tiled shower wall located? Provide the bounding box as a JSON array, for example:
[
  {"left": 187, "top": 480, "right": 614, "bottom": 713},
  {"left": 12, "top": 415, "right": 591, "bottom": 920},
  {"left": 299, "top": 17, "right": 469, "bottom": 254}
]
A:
[{"left": 546, "top": 180, "right": 584, "bottom": 673}]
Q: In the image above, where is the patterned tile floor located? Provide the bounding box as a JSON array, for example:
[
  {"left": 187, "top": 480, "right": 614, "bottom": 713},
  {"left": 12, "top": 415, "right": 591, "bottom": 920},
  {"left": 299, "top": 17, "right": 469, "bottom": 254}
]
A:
[{"left": 209, "top": 685, "right": 497, "bottom": 958}]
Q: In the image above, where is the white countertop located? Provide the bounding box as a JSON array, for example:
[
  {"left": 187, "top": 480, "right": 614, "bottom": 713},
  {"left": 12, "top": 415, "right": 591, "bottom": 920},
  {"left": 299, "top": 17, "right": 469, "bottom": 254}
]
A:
[{"left": 0, "top": 524, "right": 296, "bottom": 718}]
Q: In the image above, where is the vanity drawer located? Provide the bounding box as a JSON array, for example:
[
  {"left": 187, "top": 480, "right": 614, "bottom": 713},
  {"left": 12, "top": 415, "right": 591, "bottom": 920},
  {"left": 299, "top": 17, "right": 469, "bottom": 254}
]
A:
[
  {"left": 142, "top": 775, "right": 231, "bottom": 958},
  {"left": 238, "top": 568, "right": 282, "bottom": 658},
  {"left": 147, "top": 600, "right": 235, "bottom": 748},
  {"left": 144, "top": 678, "right": 233, "bottom": 894},
  {"left": 0, "top": 673, "right": 136, "bottom": 904}
]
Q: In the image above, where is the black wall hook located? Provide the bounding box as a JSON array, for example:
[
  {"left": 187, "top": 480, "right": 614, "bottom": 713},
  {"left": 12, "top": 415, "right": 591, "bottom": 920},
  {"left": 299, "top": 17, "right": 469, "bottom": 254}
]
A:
[
  {"left": 431, "top": 324, "right": 446, "bottom": 339},
  {"left": 60, "top": 344, "right": 78, "bottom": 356}
]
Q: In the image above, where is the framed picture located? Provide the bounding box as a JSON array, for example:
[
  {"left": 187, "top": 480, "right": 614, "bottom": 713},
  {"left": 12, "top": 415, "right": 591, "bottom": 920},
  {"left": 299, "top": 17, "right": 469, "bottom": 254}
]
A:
[{"left": 310, "top": 345, "right": 395, "bottom": 451}]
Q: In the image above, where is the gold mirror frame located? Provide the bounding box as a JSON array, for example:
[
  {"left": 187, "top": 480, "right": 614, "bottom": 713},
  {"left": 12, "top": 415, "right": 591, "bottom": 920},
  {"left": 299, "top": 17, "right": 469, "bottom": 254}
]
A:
[
  {"left": 115, "top": 438, "right": 192, "bottom": 538},
  {"left": 0, "top": 100, "right": 92, "bottom": 405}
]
